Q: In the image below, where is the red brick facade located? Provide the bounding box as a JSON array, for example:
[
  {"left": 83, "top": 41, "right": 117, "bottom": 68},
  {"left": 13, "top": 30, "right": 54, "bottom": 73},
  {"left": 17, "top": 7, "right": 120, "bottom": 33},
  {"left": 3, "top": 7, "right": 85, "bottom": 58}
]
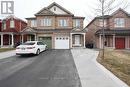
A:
[
  {"left": 0, "top": 16, "right": 27, "bottom": 47},
  {"left": 85, "top": 8, "right": 130, "bottom": 49}
]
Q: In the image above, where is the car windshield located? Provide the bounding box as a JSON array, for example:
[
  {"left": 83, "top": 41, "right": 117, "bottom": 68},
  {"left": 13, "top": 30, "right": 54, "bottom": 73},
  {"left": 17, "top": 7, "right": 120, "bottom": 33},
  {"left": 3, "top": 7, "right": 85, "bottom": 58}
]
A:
[{"left": 22, "top": 42, "right": 35, "bottom": 45}]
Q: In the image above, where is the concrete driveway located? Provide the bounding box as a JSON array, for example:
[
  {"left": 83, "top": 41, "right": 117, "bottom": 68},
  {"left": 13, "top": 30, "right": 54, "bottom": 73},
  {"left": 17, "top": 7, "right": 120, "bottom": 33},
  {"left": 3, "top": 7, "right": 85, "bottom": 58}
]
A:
[{"left": 71, "top": 49, "right": 128, "bottom": 87}]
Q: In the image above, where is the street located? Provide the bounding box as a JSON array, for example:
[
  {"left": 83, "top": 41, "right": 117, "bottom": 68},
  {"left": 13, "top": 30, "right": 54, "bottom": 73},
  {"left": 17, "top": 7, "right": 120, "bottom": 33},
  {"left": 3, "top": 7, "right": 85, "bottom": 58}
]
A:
[{"left": 0, "top": 50, "right": 81, "bottom": 87}]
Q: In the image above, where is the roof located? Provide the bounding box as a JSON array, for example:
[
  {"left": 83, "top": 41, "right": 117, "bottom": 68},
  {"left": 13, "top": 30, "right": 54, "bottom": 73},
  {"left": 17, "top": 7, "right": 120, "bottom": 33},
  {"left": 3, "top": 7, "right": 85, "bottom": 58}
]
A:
[
  {"left": 71, "top": 28, "right": 86, "bottom": 33},
  {"left": 35, "top": 2, "right": 73, "bottom": 16},
  {"left": 2, "top": 15, "right": 26, "bottom": 23},
  {"left": 85, "top": 8, "right": 130, "bottom": 28},
  {"left": 95, "top": 29, "right": 130, "bottom": 35},
  {"left": 26, "top": 17, "right": 36, "bottom": 20},
  {"left": 73, "top": 16, "right": 85, "bottom": 19}
]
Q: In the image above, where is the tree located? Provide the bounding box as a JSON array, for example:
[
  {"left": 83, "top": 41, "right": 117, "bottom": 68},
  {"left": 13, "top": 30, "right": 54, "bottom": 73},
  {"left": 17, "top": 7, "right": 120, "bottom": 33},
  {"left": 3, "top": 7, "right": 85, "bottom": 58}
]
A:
[{"left": 86, "top": 0, "right": 130, "bottom": 59}]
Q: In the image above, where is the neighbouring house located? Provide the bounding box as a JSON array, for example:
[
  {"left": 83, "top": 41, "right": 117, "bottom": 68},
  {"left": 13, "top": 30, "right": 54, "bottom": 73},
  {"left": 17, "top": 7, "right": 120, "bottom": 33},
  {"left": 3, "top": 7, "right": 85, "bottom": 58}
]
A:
[
  {"left": 85, "top": 8, "right": 130, "bottom": 49},
  {"left": 0, "top": 15, "right": 27, "bottom": 48},
  {"left": 22, "top": 2, "right": 86, "bottom": 49},
  {"left": 0, "top": 19, "right": 2, "bottom": 31}
]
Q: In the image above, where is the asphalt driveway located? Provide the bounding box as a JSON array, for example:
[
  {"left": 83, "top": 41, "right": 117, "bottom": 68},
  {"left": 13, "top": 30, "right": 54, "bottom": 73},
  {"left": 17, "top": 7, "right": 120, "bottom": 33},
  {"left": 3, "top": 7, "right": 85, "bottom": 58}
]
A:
[{"left": 0, "top": 50, "right": 81, "bottom": 87}]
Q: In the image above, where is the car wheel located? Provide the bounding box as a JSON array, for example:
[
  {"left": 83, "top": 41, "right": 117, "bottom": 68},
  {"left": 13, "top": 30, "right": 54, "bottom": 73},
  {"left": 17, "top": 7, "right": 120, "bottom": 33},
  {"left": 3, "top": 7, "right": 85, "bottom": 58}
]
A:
[
  {"left": 45, "top": 46, "right": 48, "bottom": 50},
  {"left": 36, "top": 49, "right": 40, "bottom": 55}
]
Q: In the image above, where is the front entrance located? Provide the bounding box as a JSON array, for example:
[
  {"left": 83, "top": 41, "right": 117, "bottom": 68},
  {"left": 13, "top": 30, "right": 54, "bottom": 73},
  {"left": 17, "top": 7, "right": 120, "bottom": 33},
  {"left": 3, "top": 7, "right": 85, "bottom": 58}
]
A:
[
  {"left": 75, "top": 35, "right": 80, "bottom": 46},
  {"left": 115, "top": 38, "right": 125, "bottom": 49},
  {"left": 39, "top": 37, "right": 52, "bottom": 49}
]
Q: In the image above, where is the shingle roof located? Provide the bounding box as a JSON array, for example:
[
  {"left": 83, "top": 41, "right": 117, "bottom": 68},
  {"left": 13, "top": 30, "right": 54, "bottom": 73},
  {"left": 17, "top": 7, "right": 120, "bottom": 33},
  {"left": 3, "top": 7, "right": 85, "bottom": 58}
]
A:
[{"left": 95, "top": 29, "right": 130, "bottom": 35}]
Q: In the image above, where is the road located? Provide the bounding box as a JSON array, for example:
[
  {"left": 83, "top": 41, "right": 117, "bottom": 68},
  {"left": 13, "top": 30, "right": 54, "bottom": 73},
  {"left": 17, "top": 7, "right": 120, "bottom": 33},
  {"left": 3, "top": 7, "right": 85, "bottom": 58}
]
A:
[{"left": 0, "top": 50, "right": 81, "bottom": 87}]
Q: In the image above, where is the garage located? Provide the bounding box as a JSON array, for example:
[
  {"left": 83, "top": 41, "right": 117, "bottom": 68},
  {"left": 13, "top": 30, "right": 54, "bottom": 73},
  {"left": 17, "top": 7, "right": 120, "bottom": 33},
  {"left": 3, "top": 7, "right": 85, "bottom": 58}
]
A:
[
  {"left": 38, "top": 37, "right": 52, "bottom": 49},
  {"left": 115, "top": 38, "right": 125, "bottom": 49},
  {"left": 55, "top": 36, "right": 69, "bottom": 49}
]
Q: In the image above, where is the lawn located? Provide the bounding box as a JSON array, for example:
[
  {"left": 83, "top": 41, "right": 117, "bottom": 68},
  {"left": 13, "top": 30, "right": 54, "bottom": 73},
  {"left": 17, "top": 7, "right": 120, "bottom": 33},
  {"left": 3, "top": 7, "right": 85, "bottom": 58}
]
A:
[
  {"left": 0, "top": 48, "right": 15, "bottom": 53},
  {"left": 97, "top": 49, "right": 130, "bottom": 86}
]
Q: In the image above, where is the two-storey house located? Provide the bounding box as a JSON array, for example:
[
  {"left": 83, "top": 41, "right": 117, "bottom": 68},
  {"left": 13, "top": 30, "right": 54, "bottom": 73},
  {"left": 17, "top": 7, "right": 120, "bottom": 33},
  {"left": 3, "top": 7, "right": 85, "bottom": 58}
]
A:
[
  {"left": 85, "top": 8, "right": 130, "bottom": 49},
  {"left": 22, "top": 2, "right": 86, "bottom": 49},
  {"left": 0, "top": 15, "right": 27, "bottom": 47}
]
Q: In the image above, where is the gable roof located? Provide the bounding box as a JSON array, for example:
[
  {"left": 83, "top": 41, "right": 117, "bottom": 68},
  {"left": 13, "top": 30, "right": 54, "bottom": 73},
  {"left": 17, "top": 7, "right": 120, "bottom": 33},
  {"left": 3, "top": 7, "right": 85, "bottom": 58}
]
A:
[
  {"left": 21, "top": 27, "right": 37, "bottom": 33},
  {"left": 35, "top": 2, "right": 73, "bottom": 16},
  {"left": 35, "top": 7, "right": 55, "bottom": 16},
  {"left": 111, "top": 8, "right": 130, "bottom": 17},
  {"left": 85, "top": 8, "right": 130, "bottom": 28},
  {"left": 47, "top": 2, "right": 73, "bottom": 15}
]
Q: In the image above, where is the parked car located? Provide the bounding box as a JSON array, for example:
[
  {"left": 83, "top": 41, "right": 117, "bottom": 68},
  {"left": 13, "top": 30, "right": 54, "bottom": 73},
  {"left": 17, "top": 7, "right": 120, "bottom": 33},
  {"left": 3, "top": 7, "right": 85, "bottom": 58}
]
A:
[{"left": 16, "top": 41, "right": 47, "bottom": 55}]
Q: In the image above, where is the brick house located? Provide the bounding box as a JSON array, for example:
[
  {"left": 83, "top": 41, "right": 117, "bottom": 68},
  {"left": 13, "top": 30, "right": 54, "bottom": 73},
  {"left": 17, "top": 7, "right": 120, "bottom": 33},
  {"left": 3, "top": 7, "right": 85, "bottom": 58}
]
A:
[
  {"left": 22, "top": 2, "right": 86, "bottom": 49},
  {"left": 0, "top": 19, "right": 2, "bottom": 31},
  {"left": 85, "top": 8, "right": 130, "bottom": 49},
  {"left": 0, "top": 15, "right": 27, "bottom": 47}
]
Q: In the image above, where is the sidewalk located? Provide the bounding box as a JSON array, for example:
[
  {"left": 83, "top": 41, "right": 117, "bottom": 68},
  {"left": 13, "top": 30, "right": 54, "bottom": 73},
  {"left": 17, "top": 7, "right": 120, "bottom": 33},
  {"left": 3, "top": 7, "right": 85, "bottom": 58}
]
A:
[
  {"left": 0, "top": 50, "right": 16, "bottom": 60},
  {"left": 71, "top": 49, "right": 129, "bottom": 87}
]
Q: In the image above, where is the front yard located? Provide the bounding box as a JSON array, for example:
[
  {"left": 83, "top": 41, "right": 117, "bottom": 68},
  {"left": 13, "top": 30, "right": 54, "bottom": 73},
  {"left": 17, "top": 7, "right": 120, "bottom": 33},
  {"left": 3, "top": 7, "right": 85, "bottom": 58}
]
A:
[
  {"left": 97, "top": 49, "right": 130, "bottom": 86},
  {"left": 0, "top": 48, "right": 15, "bottom": 53}
]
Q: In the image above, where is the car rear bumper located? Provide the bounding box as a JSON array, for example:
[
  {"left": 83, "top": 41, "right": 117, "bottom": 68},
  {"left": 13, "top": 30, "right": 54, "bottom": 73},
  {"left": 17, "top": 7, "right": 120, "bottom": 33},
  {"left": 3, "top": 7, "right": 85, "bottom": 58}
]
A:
[{"left": 16, "top": 50, "right": 36, "bottom": 55}]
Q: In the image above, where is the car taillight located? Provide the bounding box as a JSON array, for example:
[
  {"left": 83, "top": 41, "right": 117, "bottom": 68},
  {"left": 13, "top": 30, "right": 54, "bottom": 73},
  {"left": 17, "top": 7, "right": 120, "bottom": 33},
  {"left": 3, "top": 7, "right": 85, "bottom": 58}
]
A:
[{"left": 27, "top": 47, "right": 35, "bottom": 49}]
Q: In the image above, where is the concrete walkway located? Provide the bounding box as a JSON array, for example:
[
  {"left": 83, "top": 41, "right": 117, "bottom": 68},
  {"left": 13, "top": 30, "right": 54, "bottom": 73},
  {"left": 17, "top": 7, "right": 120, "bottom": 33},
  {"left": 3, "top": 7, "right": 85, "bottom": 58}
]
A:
[
  {"left": 71, "top": 49, "right": 129, "bottom": 87},
  {"left": 0, "top": 50, "right": 16, "bottom": 60}
]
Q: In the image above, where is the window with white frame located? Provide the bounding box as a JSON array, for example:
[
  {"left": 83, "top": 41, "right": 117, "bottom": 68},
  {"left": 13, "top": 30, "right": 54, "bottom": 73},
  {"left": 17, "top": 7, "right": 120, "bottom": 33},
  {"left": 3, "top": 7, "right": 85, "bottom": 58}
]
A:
[
  {"left": 3, "top": 22, "right": 6, "bottom": 30},
  {"left": 41, "top": 18, "right": 52, "bottom": 26},
  {"left": 114, "top": 18, "right": 125, "bottom": 27},
  {"left": 31, "top": 20, "right": 37, "bottom": 27},
  {"left": 10, "top": 20, "right": 15, "bottom": 28},
  {"left": 58, "top": 19, "right": 68, "bottom": 27},
  {"left": 99, "top": 19, "right": 106, "bottom": 27},
  {"left": 73, "top": 19, "right": 81, "bottom": 28}
]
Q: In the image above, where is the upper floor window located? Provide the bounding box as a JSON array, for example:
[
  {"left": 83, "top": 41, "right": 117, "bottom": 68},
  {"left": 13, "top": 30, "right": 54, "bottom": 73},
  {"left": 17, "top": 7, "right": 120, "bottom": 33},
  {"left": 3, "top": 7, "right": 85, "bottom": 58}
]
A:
[
  {"left": 114, "top": 18, "right": 125, "bottom": 27},
  {"left": 99, "top": 19, "right": 106, "bottom": 27},
  {"left": 3, "top": 22, "right": 6, "bottom": 30},
  {"left": 73, "top": 19, "right": 81, "bottom": 28},
  {"left": 10, "top": 20, "right": 15, "bottom": 28},
  {"left": 41, "top": 18, "right": 52, "bottom": 26},
  {"left": 58, "top": 19, "right": 68, "bottom": 27},
  {"left": 31, "top": 20, "right": 37, "bottom": 27}
]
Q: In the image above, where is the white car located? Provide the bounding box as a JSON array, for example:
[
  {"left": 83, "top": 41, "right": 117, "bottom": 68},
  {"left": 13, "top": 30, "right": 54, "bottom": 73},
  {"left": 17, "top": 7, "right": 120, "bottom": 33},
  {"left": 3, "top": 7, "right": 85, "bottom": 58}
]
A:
[{"left": 16, "top": 41, "right": 47, "bottom": 55}]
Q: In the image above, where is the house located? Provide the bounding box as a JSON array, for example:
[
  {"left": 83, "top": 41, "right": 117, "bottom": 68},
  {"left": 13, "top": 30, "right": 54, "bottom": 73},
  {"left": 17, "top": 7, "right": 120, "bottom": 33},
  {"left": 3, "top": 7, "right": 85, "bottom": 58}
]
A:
[
  {"left": 22, "top": 2, "right": 86, "bottom": 49},
  {"left": 85, "top": 8, "right": 130, "bottom": 49},
  {"left": 0, "top": 19, "right": 2, "bottom": 31},
  {"left": 0, "top": 15, "right": 27, "bottom": 48}
]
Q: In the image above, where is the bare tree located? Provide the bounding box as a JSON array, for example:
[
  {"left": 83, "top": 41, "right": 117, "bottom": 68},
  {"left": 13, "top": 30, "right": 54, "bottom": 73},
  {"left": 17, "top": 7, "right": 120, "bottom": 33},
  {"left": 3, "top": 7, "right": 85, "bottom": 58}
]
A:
[{"left": 85, "top": 0, "right": 130, "bottom": 59}]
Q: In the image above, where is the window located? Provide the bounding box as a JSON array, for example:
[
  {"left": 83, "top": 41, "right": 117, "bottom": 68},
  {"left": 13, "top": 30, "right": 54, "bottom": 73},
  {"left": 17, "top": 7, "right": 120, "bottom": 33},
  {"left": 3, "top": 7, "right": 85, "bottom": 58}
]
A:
[
  {"left": 41, "top": 18, "right": 52, "bottom": 26},
  {"left": 10, "top": 20, "right": 15, "bottom": 28},
  {"left": 73, "top": 19, "right": 81, "bottom": 28},
  {"left": 3, "top": 22, "right": 6, "bottom": 30},
  {"left": 114, "top": 18, "right": 125, "bottom": 27},
  {"left": 58, "top": 19, "right": 68, "bottom": 27},
  {"left": 31, "top": 20, "right": 37, "bottom": 27},
  {"left": 99, "top": 19, "right": 106, "bottom": 27}
]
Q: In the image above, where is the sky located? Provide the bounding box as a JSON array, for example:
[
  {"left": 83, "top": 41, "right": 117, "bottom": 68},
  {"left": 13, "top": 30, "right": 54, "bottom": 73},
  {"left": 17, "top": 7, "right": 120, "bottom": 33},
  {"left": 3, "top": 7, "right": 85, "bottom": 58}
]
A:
[{"left": 0, "top": 0, "right": 130, "bottom": 27}]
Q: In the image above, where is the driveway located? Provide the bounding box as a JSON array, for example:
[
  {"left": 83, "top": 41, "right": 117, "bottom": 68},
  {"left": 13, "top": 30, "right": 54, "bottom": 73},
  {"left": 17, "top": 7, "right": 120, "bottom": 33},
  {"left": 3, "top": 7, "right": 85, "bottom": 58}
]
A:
[
  {"left": 71, "top": 49, "right": 128, "bottom": 87},
  {"left": 0, "top": 50, "right": 81, "bottom": 87}
]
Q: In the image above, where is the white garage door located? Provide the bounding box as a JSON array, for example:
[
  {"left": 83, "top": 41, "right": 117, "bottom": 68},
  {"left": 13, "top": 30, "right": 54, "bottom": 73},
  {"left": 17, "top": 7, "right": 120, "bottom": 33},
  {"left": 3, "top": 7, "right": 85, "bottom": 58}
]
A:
[{"left": 55, "top": 36, "right": 69, "bottom": 49}]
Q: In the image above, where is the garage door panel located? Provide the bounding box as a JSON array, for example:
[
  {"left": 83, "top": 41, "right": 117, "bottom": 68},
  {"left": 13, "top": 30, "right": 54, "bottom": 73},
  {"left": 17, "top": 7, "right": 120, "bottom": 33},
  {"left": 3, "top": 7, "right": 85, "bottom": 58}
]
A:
[
  {"left": 55, "top": 36, "right": 69, "bottom": 49},
  {"left": 39, "top": 37, "right": 52, "bottom": 49}
]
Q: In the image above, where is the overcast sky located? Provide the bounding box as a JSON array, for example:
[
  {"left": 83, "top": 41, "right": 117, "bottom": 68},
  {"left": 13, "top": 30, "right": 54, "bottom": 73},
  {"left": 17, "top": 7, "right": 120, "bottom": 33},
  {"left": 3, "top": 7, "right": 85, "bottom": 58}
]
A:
[{"left": 0, "top": 0, "right": 130, "bottom": 26}]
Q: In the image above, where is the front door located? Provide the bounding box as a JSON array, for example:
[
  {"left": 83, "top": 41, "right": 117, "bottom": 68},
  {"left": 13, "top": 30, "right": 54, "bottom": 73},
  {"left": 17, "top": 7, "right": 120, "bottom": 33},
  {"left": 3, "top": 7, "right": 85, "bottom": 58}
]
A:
[
  {"left": 115, "top": 38, "right": 125, "bottom": 49},
  {"left": 75, "top": 35, "right": 80, "bottom": 46}
]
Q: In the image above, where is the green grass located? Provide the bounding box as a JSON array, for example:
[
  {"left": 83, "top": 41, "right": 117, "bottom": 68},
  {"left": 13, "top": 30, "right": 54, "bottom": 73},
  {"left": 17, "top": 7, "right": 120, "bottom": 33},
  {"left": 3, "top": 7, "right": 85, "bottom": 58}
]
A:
[
  {"left": 0, "top": 48, "right": 15, "bottom": 53},
  {"left": 97, "top": 49, "right": 130, "bottom": 86}
]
